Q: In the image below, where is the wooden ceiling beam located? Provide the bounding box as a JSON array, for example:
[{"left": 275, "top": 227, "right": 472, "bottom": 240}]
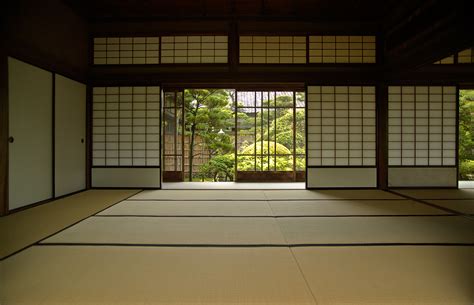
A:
[{"left": 384, "top": 1, "right": 474, "bottom": 68}]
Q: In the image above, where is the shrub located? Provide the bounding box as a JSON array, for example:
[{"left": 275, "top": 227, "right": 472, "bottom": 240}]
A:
[
  {"left": 459, "top": 160, "right": 474, "bottom": 180},
  {"left": 198, "top": 154, "right": 235, "bottom": 181}
]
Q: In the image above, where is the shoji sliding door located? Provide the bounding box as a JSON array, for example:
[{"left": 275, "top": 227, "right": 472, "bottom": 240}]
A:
[
  {"left": 54, "top": 74, "right": 86, "bottom": 197},
  {"left": 306, "top": 86, "right": 377, "bottom": 188},
  {"left": 8, "top": 57, "right": 53, "bottom": 209},
  {"left": 91, "top": 86, "right": 161, "bottom": 188},
  {"left": 387, "top": 86, "right": 457, "bottom": 187}
]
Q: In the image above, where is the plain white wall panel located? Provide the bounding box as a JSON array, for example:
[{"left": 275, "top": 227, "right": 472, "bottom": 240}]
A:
[
  {"left": 307, "top": 168, "right": 377, "bottom": 188},
  {"left": 54, "top": 74, "right": 86, "bottom": 197},
  {"left": 388, "top": 167, "right": 457, "bottom": 187},
  {"left": 92, "top": 168, "right": 161, "bottom": 188},
  {"left": 8, "top": 57, "right": 53, "bottom": 209}
]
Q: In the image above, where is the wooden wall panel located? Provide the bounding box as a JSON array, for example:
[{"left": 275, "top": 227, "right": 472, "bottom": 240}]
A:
[{"left": 5, "top": 0, "right": 88, "bottom": 82}]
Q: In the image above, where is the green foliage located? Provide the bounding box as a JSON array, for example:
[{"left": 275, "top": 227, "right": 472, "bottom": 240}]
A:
[
  {"left": 197, "top": 154, "right": 235, "bottom": 182},
  {"left": 261, "top": 109, "right": 305, "bottom": 149},
  {"left": 459, "top": 90, "right": 474, "bottom": 161},
  {"left": 184, "top": 89, "right": 235, "bottom": 180},
  {"left": 459, "top": 90, "right": 474, "bottom": 180},
  {"left": 238, "top": 141, "right": 293, "bottom": 171},
  {"left": 184, "top": 90, "right": 307, "bottom": 180},
  {"left": 240, "top": 141, "right": 291, "bottom": 155}
]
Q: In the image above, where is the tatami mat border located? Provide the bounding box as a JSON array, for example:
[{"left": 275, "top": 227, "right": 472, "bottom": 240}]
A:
[
  {"left": 37, "top": 242, "right": 474, "bottom": 247},
  {"left": 93, "top": 214, "right": 457, "bottom": 218},
  {"left": 0, "top": 190, "right": 142, "bottom": 261}
]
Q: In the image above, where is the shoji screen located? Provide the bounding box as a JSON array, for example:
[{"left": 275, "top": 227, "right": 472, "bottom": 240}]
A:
[
  {"left": 54, "top": 74, "right": 86, "bottom": 197},
  {"left": 458, "top": 48, "right": 474, "bottom": 64},
  {"left": 161, "top": 36, "right": 228, "bottom": 63},
  {"left": 434, "top": 56, "right": 455, "bottom": 65},
  {"left": 239, "top": 36, "right": 306, "bottom": 64},
  {"left": 8, "top": 57, "right": 53, "bottom": 209},
  {"left": 92, "top": 86, "right": 161, "bottom": 188},
  {"left": 93, "top": 37, "right": 160, "bottom": 64},
  {"left": 309, "top": 36, "right": 376, "bottom": 63},
  {"left": 388, "top": 86, "right": 457, "bottom": 187},
  {"left": 306, "top": 86, "right": 377, "bottom": 188}
]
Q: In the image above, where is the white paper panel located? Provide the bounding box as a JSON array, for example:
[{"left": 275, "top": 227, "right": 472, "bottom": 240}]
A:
[
  {"left": 92, "top": 168, "right": 161, "bottom": 188},
  {"left": 388, "top": 86, "right": 456, "bottom": 167},
  {"left": 388, "top": 167, "right": 457, "bottom": 187},
  {"left": 307, "top": 86, "right": 376, "bottom": 167},
  {"left": 307, "top": 167, "right": 377, "bottom": 188},
  {"left": 240, "top": 36, "right": 306, "bottom": 64},
  {"left": 309, "top": 36, "right": 376, "bottom": 64},
  {"left": 93, "top": 37, "right": 160, "bottom": 65},
  {"left": 54, "top": 74, "right": 86, "bottom": 197},
  {"left": 92, "top": 86, "right": 160, "bottom": 167},
  {"left": 161, "top": 36, "right": 228, "bottom": 64},
  {"left": 8, "top": 57, "right": 53, "bottom": 209}
]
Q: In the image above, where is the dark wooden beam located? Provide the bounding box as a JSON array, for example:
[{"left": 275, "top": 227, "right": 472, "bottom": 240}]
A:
[
  {"left": 89, "top": 63, "right": 474, "bottom": 85},
  {"left": 384, "top": 2, "right": 474, "bottom": 68},
  {"left": 90, "top": 19, "right": 380, "bottom": 36},
  {"left": 89, "top": 65, "right": 384, "bottom": 85}
]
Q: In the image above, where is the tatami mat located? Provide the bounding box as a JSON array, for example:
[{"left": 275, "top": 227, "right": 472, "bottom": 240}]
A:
[
  {"left": 42, "top": 216, "right": 286, "bottom": 245},
  {"left": 277, "top": 216, "right": 474, "bottom": 244},
  {"left": 264, "top": 189, "right": 403, "bottom": 200},
  {"left": 426, "top": 200, "right": 474, "bottom": 215},
  {"left": 130, "top": 189, "right": 267, "bottom": 200},
  {"left": 395, "top": 189, "right": 474, "bottom": 200},
  {"left": 2, "top": 246, "right": 316, "bottom": 305},
  {"left": 269, "top": 200, "right": 449, "bottom": 216},
  {"left": 98, "top": 200, "right": 273, "bottom": 216},
  {"left": 0, "top": 190, "right": 139, "bottom": 259},
  {"left": 293, "top": 246, "right": 474, "bottom": 305}
]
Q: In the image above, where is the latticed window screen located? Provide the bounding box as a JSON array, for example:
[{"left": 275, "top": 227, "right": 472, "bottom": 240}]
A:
[
  {"left": 92, "top": 86, "right": 161, "bottom": 167},
  {"left": 433, "top": 56, "right": 455, "bottom": 65},
  {"left": 458, "top": 48, "right": 474, "bottom": 64},
  {"left": 433, "top": 48, "right": 474, "bottom": 64},
  {"left": 239, "top": 36, "right": 307, "bottom": 64},
  {"left": 93, "top": 37, "right": 160, "bottom": 65},
  {"left": 388, "top": 86, "right": 457, "bottom": 166},
  {"left": 309, "top": 36, "right": 376, "bottom": 63},
  {"left": 161, "top": 36, "right": 228, "bottom": 63},
  {"left": 307, "top": 86, "right": 376, "bottom": 166}
]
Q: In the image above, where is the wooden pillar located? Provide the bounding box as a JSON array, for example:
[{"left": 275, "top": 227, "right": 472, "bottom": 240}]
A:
[
  {"left": 0, "top": 35, "right": 9, "bottom": 215},
  {"left": 376, "top": 83, "right": 388, "bottom": 189},
  {"left": 228, "top": 20, "right": 239, "bottom": 74}
]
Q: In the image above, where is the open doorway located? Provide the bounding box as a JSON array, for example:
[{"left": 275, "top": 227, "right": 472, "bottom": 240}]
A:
[
  {"left": 162, "top": 87, "right": 306, "bottom": 183},
  {"left": 459, "top": 89, "right": 474, "bottom": 188}
]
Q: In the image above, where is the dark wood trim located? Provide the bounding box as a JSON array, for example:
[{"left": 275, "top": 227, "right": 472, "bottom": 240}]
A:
[
  {"left": 162, "top": 171, "right": 184, "bottom": 182},
  {"left": 236, "top": 171, "right": 305, "bottom": 182},
  {"left": 92, "top": 166, "right": 161, "bottom": 169},
  {"left": 456, "top": 86, "right": 460, "bottom": 186},
  {"left": 307, "top": 166, "right": 377, "bottom": 169},
  {"left": 387, "top": 166, "right": 457, "bottom": 168},
  {"left": 304, "top": 82, "right": 309, "bottom": 189},
  {"left": 52, "top": 73, "right": 56, "bottom": 198},
  {"left": 228, "top": 21, "right": 238, "bottom": 73},
  {"left": 376, "top": 84, "right": 388, "bottom": 189},
  {"left": 86, "top": 85, "right": 92, "bottom": 189},
  {"left": 0, "top": 47, "right": 8, "bottom": 216}
]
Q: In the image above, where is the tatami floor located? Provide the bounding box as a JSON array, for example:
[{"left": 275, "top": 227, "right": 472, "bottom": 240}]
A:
[{"left": 1, "top": 188, "right": 473, "bottom": 304}]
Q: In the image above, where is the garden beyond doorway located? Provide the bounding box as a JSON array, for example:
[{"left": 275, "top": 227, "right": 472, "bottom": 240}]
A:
[{"left": 162, "top": 88, "right": 306, "bottom": 182}]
